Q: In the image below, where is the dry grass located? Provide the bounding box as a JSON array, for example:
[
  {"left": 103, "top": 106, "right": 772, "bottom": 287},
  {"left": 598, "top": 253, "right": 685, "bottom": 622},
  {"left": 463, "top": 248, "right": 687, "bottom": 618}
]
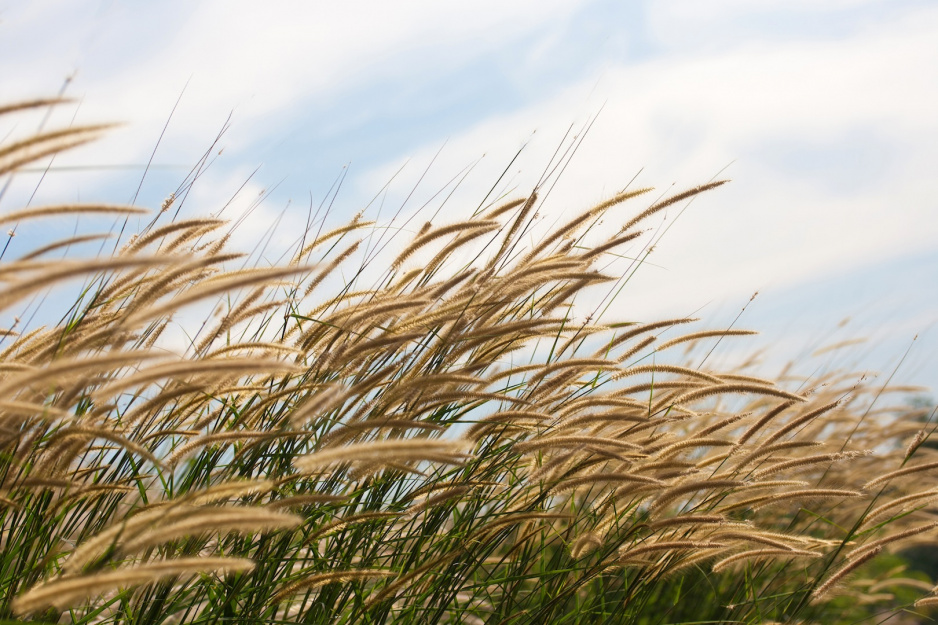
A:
[{"left": 0, "top": 98, "right": 936, "bottom": 624}]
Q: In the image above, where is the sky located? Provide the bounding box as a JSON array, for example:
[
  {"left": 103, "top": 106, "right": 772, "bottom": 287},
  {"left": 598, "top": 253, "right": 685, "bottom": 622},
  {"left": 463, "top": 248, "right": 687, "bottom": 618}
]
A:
[{"left": 0, "top": 0, "right": 936, "bottom": 393}]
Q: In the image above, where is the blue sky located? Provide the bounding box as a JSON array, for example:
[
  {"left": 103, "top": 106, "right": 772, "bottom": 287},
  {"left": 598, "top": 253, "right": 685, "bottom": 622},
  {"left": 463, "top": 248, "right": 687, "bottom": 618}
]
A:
[{"left": 1, "top": 0, "right": 935, "bottom": 391}]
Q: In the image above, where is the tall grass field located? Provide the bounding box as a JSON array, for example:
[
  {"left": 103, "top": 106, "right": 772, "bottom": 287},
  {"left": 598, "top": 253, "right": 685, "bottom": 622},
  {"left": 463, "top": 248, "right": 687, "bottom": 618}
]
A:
[{"left": 1, "top": 97, "right": 936, "bottom": 624}]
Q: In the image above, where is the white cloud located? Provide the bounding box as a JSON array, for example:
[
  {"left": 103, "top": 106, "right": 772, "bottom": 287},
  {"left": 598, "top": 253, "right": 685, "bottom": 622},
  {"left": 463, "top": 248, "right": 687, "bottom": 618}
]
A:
[
  {"left": 355, "top": 2, "right": 938, "bottom": 322},
  {"left": 0, "top": 0, "right": 587, "bottom": 175},
  {"left": 1, "top": 1, "right": 934, "bottom": 380}
]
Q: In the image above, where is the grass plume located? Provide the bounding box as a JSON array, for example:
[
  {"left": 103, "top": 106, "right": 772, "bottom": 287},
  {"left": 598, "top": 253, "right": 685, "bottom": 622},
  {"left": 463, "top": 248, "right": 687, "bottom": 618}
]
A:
[{"left": 0, "top": 98, "right": 934, "bottom": 625}]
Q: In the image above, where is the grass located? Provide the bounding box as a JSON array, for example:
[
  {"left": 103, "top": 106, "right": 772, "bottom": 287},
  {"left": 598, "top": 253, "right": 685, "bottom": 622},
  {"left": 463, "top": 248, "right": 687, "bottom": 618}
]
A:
[{"left": 1, "top": 97, "right": 937, "bottom": 624}]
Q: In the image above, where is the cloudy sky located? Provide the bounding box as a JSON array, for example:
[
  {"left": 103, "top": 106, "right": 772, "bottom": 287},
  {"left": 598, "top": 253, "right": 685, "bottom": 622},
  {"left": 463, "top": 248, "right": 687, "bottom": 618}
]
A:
[{"left": 1, "top": 0, "right": 936, "bottom": 390}]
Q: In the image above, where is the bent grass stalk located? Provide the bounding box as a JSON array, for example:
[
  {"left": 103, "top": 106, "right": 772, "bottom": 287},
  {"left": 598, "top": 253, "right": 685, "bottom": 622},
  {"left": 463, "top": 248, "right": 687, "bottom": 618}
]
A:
[{"left": 0, "top": 98, "right": 934, "bottom": 625}]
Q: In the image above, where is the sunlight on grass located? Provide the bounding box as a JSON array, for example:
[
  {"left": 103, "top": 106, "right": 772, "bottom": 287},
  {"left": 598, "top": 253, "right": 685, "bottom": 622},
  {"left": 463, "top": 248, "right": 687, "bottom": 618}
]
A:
[{"left": 0, "top": 98, "right": 936, "bottom": 625}]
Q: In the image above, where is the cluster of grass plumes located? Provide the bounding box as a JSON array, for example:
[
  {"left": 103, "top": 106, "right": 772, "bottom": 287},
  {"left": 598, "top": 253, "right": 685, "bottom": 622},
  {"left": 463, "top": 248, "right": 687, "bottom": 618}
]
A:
[{"left": 1, "top": 98, "right": 937, "bottom": 625}]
